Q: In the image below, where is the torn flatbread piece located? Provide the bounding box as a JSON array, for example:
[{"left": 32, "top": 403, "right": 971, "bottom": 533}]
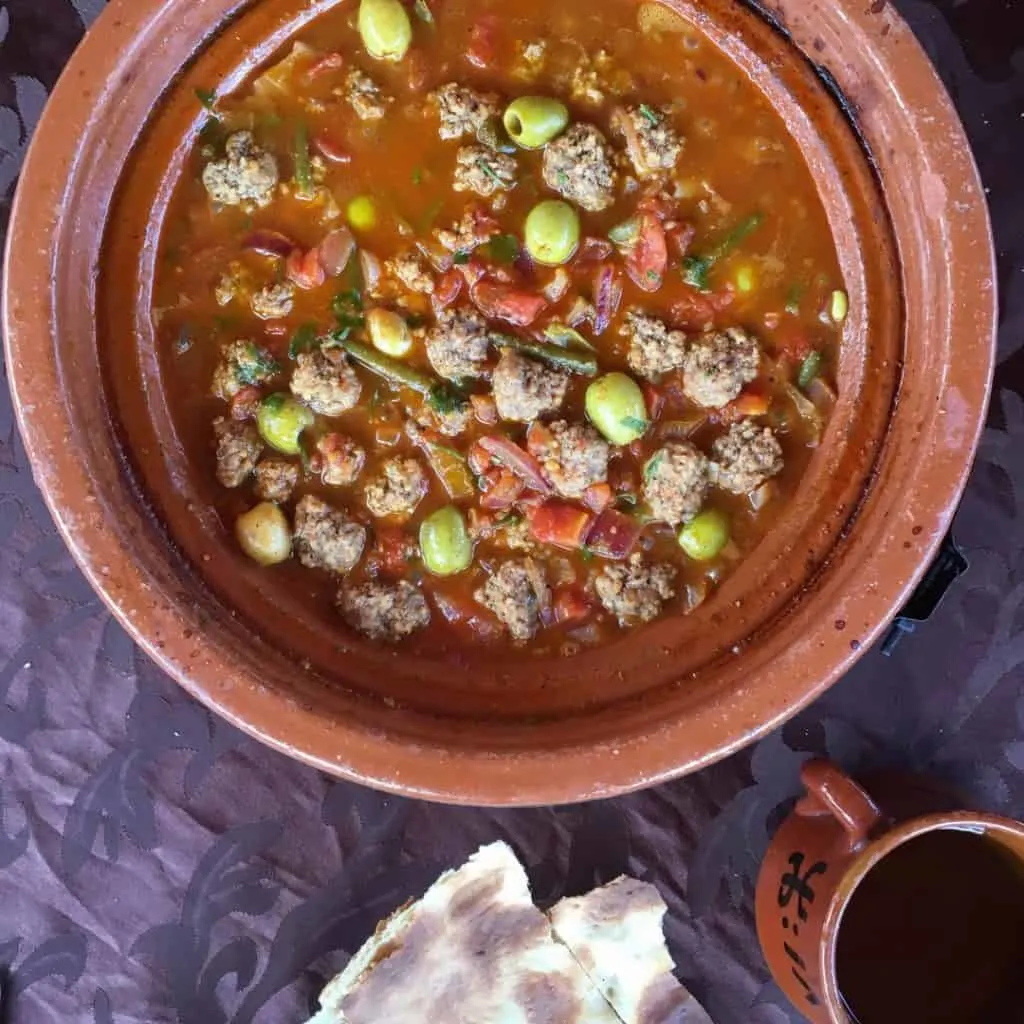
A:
[
  {"left": 308, "top": 841, "right": 624, "bottom": 1024},
  {"left": 548, "top": 876, "right": 713, "bottom": 1024}
]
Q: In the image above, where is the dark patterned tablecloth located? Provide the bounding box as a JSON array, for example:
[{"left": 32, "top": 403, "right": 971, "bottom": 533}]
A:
[{"left": 0, "top": 1, "right": 1022, "bottom": 1021}]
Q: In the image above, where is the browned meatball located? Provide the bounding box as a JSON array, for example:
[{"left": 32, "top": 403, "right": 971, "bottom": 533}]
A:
[
  {"left": 338, "top": 580, "right": 430, "bottom": 642},
  {"left": 363, "top": 458, "right": 428, "bottom": 519},
  {"left": 475, "top": 559, "right": 550, "bottom": 640},
  {"left": 642, "top": 441, "right": 709, "bottom": 525},
  {"left": 432, "top": 82, "right": 501, "bottom": 140},
  {"left": 542, "top": 123, "right": 617, "bottom": 212},
  {"left": 492, "top": 350, "right": 569, "bottom": 422},
  {"left": 293, "top": 495, "right": 366, "bottom": 573},
  {"left": 316, "top": 434, "right": 366, "bottom": 486},
  {"left": 611, "top": 105, "right": 683, "bottom": 178},
  {"left": 253, "top": 458, "right": 299, "bottom": 503},
  {"left": 213, "top": 418, "right": 262, "bottom": 488},
  {"left": 682, "top": 328, "right": 760, "bottom": 409},
  {"left": 529, "top": 421, "right": 610, "bottom": 499},
  {"left": 290, "top": 349, "right": 361, "bottom": 417},
  {"left": 711, "top": 419, "right": 784, "bottom": 494},
  {"left": 594, "top": 554, "right": 676, "bottom": 625},
  {"left": 202, "top": 131, "right": 279, "bottom": 208},
  {"left": 622, "top": 311, "right": 688, "bottom": 379},
  {"left": 453, "top": 145, "right": 517, "bottom": 196},
  {"left": 425, "top": 307, "right": 491, "bottom": 381},
  {"left": 211, "top": 339, "right": 278, "bottom": 400}
]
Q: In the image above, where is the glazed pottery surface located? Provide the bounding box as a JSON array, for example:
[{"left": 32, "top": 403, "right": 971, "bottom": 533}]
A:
[{"left": 2, "top": 0, "right": 995, "bottom": 803}]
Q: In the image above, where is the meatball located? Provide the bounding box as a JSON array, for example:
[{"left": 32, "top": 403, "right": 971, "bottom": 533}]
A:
[
  {"left": 622, "top": 311, "right": 688, "bottom": 379},
  {"left": 214, "top": 262, "right": 249, "bottom": 306},
  {"left": 316, "top": 433, "right": 366, "bottom": 486},
  {"left": 492, "top": 350, "right": 569, "bottom": 422},
  {"left": 345, "top": 69, "right": 391, "bottom": 120},
  {"left": 364, "top": 458, "right": 428, "bottom": 519},
  {"left": 213, "top": 418, "right": 262, "bottom": 488},
  {"left": 432, "top": 82, "right": 501, "bottom": 141},
  {"left": 211, "top": 339, "right": 279, "bottom": 400},
  {"left": 250, "top": 282, "right": 295, "bottom": 320},
  {"left": 611, "top": 105, "right": 683, "bottom": 178},
  {"left": 453, "top": 145, "right": 517, "bottom": 196},
  {"left": 253, "top": 458, "right": 299, "bottom": 503},
  {"left": 413, "top": 399, "right": 474, "bottom": 438},
  {"left": 386, "top": 252, "right": 434, "bottom": 295},
  {"left": 293, "top": 495, "right": 366, "bottom": 573},
  {"left": 711, "top": 419, "right": 784, "bottom": 495},
  {"left": 435, "top": 206, "right": 500, "bottom": 253},
  {"left": 528, "top": 421, "right": 609, "bottom": 499},
  {"left": 425, "top": 307, "right": 491, "bottom": 381},
  {"left": 594, "top": 554, "right": 676, "bottom": 625},
  {"left": 682, "top": 327, "right": 760, "bottom": 409},
  {"left": 202, "top": 131, "right": 279, "bottom": 208},
  {"left": 542, "top": 124, "right": 617, "bottom": 212},
  {"left": 338, "top": 580, "right": 430, "bottom": 642},
  {"left": 475, "top": 558, "right": 550, "bottom": 641},
  {"left": 642, "top": 441, "right": 709, "bottom": 525},
  {"left": 290, "top": 349, "right": 361, "bottom": 416}
]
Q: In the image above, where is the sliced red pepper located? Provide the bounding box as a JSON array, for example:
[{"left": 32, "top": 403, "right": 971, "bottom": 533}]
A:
[
  {"left": 230, "top": 386, "right": 262, "bottom": 422},
  {"left": 713, "top": 385, "right": 771, "bottom": 424},
  {"left": 582, "top": 482, "right": 613, "bottom": 513},
  {"left": 286, "top": 247, "right": 326, "bottom": 290},
  {"left": 434, "top": 590, "right": 503, "bottom": 642},
  {"left": 467, "top": 16, "right": 498, "bottom": 68},
  {"left": 585, "top": 509, "right": 642, "bottom": 560},
  {"left": 554, "top": 586, "right": 593, "bottom": 626},
  {"left": 670, "top": 285, "right": 734, "bottom": 330},
  {"left": 642, "top": 381, "right": 665, "bottom": 421},
  {"left": 471, "top": 282, "right": 547, "bottom": 327},
  {"left": 244, "top": 230, "right": 297, "bottom": 258},
  {"left": 372, "top": 526, "right": 415, "bottom": 576},
  {"left": 623, "top": 212, "right": 668, "bottom": 293},
  {"left": 313, "top": 134, "right": 351, "bottom": 164},
  {"left": 575, "top": 236, "right": 614, "bottom": 269},
  {"left": 305, "top": 52, "right": 344, "bottom": 79},
  {"left": 526, "top": 501, "right": 594, "bottom": 550},
  {"left": 477, "top": 435, "right": 551, "bottom": 493},
  {"left": 432, "top": 268, "right": 464, "bottom": 312},
  {"left": 480, "top": 468, "right": 525, "bottom": 510},
  {"left": 458, "top": 258, "right": 488, "bottom": 287},
  {"left": 470, "top": 393, "right": 498, "bottom": 425},
  {"left": 592, "top": 264, "right": 623, "bottom": 334},
  {"left": 525, "top": 420, "right": 555, "bottom": 456}
]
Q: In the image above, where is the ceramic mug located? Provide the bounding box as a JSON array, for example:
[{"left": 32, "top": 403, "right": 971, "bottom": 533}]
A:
[{"left": 755, "top": 759, "right": 1024, "bottom": 1022}]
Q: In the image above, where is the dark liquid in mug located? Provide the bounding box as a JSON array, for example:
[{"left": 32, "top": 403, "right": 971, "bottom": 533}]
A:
[{"left": 835, "top": 829, "right": 1024, "bottom": 1024}]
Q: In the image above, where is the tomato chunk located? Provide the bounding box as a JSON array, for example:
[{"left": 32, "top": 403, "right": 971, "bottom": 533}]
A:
[
  {"left": 554, "top": 586, "right": 592, "bottom": 626},
  {"left": 286, "top": 247, "right": 326, "bottom": 290},
  {"left": 623, "top": 212, "right": 668, "bottom": 293},
  {"left": 471, "top": 282, "right": 547, "bottom": 326},
  {"left": 526, "top": 502, "right": 594, "bottom": 550},
  {"left": 432, "top": 268, "right": 464, "bottom": 312}
]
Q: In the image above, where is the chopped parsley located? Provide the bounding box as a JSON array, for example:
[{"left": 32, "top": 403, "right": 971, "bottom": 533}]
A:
[
  {"left": 427, "top": 382, "right": 469, "bottom": 415},
  {"left": 452, "top": 250, "right": 471, "bottom": 265},
  {"left": 621, "top": 415, "right": 648, "bottom": 433},
  {"left": 411, "top": 167, "right": 424, "bottom": 185},
  {"left": 797, "top": 350, "right": 823, "bottom": 389},
  {"left": 476, "top": 159, "right": 504, "bottom": 186},
  {"left": 615, "top": 492, "right": 639, "bottom": 508},
  {"left": 681, "top": 213, "right": 763, "bottom": 292},
  {"left": 174, "top": 324, "right": 193, "bottom": 355},
  {"left": 639, "top": 103, "right": 660, "bottom": 126},
  {"left": 785, "top": 283, "right": 804, "bottom": 315},
  {"left": 485, "top": 233, "right": 520, "bottom": 264},
  {"left": 288, "top": 323, "right": 319, "bottom": 359},
  {"left": 413, "top": 0, "right": 434, "bottom": 23},
  {"left": 332, "top": 287, "right": 364, "bottom": 332},
  {"left": 195, "top": 87, "right": 217, "bottom": 111},
  {"left": 643, "top": 450, "right": 665, "bottom": 481}
]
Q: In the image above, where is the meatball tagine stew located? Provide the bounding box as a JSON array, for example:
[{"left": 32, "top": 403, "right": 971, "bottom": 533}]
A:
[{"left": 152, "top": 0, "right": 846, "bottom": 653}]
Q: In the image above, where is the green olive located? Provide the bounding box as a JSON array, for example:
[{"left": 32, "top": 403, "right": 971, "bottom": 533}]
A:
[
  {"left": 585, "top": 373, "right": 649, "bottom": 445},
  {"left": 235, "top": 502, "right": 292, "bottom": 566},
  {"left": 357, "top": 0, "right": 413, "bottom": 61},
  {"left": 503, "top": 96, "right": 569, "bottom": 149},
  {"left": 678, "top": 509, "right": 730, "bottom": 561},
  {"left": 367, "top": 308, "right": 413, "bottom": 357},
  {"left": 524, "top": 200, "right": 580, "bottom": 266},
  {"left": 419, "top": 505, "right": 473, "bottom": 576},
  {"left": 257, "top": 393, "right": 314, "bottom": 455}
]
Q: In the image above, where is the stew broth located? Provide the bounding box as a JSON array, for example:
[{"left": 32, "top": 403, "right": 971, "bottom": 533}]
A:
[{"left": 151, "top": 0, "right": 845, "bottom": 654}]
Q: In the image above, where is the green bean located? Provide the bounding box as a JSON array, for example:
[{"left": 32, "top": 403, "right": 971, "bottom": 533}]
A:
[
  {"left": 797, "top": 350, "right": 822, "bottom": 389},
  {"left": 585, "top": 373, "right": 649, "bottom": 444},
  {"left": 681, "top": 212, "right": 763, "bottom": 291},
  {"left": 524, "top": 200, "right": 580, "bottom": 266},
  {"left": 357, "top": 0, "right": 413, "bottom": 61},
  {"left": 503, "top": 96, "right": 569, "bottom": 149},
  {"left": 236, "top": 502, "right": 292, "bottom": 565},
  {"left": 257, "top": 394, "right": 314, "bottom": 455},
  {"left": 495, "top": 335, "right": 597, "bottom": 376},
  {"left": 678, "top": 509, "right": 730, "bottom": 561},
  {"left": 336, "top": 337, "right": 435, "bottom": 394},
  {"left": 419, "top": 506, "right": 473, "bottom": 576}
]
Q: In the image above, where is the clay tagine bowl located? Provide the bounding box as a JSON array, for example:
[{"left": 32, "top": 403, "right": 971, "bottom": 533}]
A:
[{"left": 3, "top": 0, "right": 995, "bottom": 804}]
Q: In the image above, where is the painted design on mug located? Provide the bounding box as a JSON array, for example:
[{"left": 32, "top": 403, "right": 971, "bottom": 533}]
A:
[{"left": 777, "top": 851, "right": 828, "bottom": 1005}]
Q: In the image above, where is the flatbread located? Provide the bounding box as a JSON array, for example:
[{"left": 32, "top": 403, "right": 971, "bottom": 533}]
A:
[
  {"left": 548, "top": 877, "right": 713, "bottom": 1024},
  {"left": 308, "top": 842, "right": 624, "bottom": 1024}
]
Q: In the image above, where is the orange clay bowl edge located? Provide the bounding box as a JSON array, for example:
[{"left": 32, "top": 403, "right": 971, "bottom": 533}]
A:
[{"left": 3, "top": 0, "right": 995, "bottom": 804}]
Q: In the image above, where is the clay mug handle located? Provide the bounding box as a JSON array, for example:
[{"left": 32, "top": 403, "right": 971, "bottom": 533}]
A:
[{"left": 797, "top": 759, "right": 885, "bottom": 848}]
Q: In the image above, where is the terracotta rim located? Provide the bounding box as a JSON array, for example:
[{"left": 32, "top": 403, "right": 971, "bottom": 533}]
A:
[
  {"left": 817, "top": 812, "right": 1024, "bottom": 1022},
  {"left": 3, "top": 0, "right": 996, "bottom": 803}
]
